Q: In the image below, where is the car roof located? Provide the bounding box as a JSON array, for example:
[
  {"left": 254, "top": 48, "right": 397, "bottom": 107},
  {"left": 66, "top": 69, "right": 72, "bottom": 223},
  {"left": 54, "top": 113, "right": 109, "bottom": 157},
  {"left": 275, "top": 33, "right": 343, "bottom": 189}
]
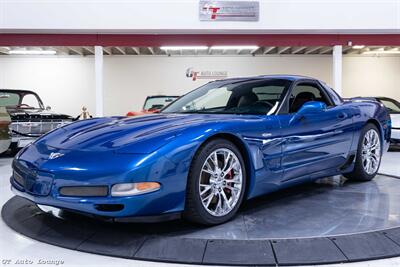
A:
[
  {"left": 0, "top": 89, "right": 37, "bottom": 95},
  {"left": 147, "top": 95, "right": 180, "bottom": 98},
  {"left": 375, "top": 97, "right": 398, "bottom": 101},
  {"left": 215, "top": 74, "right": 315, "bottom": 83}
]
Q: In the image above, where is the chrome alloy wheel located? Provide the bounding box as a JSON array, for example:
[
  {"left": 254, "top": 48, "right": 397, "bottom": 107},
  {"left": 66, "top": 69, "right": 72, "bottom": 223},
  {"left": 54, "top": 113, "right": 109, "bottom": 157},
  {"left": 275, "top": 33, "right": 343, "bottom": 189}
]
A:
[
  {"left": 361, "top": 129, "right": 381, "bottom": 175},
  {"left": 199, "top": 148, "right": 243, "bottom": 217}
]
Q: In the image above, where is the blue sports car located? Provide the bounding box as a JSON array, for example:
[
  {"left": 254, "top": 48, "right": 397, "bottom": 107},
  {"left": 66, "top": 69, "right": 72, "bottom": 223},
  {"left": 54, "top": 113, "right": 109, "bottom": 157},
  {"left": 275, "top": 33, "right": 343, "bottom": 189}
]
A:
[{"left": 11, "top": 75, "right": 391, "bottom": 225}]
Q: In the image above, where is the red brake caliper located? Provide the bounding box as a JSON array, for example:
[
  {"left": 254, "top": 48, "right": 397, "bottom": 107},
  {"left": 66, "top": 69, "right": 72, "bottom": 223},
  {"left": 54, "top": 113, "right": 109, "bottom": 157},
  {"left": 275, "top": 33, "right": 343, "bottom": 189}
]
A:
[{"left": 224, "top": 170, "right": 233, "bottom": 195}]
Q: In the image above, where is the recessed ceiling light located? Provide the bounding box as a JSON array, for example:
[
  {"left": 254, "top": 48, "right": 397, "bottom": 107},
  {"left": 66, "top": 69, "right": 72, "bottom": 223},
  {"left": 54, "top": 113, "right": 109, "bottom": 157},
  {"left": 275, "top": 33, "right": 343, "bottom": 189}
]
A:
[
  {"left": 160, "top": 46, "right": 208, "bottom": 50},
  {"left": 352, "top": 45, "right": 365, "bottom": 49},
  {"left": 363, "top": 50, "right": 400, "bottom": 55},
  {"left": 210, "top": 46, "right": 259, "bottom": 50},
  {"left": 9, "top": 49, "right": 57, "bottom": 55}
]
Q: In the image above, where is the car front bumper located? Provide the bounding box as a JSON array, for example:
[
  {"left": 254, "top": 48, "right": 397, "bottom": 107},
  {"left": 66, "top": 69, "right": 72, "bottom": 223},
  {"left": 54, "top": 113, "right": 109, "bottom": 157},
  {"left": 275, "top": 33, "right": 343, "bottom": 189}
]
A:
[
  {"left": 10, "top": 149, "right": 188, "bottom": 220},
  {"left": 10, "top": 175, "right": 183, "bottom": 221},
  {"left": 11, "top": 185, "right": 181, "bottom": 222}
]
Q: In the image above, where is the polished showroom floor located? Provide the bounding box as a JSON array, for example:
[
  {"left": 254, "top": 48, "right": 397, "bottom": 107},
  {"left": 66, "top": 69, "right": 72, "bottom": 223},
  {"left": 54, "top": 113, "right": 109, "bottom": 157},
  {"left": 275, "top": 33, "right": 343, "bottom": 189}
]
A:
[{"left": 1, "top": 151, "right": 399, "bottom": 267}]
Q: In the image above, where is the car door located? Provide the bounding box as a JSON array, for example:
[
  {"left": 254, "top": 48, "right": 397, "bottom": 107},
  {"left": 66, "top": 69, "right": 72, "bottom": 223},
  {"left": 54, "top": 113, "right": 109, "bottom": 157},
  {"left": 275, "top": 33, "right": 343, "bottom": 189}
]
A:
[{"left": 278, "top": 80, "right": 353, "bottom": 183}]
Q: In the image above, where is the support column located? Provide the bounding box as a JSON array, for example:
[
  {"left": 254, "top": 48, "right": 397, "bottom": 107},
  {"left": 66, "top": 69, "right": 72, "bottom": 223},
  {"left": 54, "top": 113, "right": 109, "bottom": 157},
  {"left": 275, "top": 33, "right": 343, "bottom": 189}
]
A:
[
  {"left": 95, "top": 46, "right": 104, "bottom": 117},
  {"left": 332, "top": 45, "right": 342, "bottom": 96}
]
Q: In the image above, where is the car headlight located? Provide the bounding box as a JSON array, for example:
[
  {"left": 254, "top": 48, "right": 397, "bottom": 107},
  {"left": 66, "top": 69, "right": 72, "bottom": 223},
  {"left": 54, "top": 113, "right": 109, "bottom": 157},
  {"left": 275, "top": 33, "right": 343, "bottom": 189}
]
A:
[{"left": 111, "top": 182, "right": 160, "bottom": 197}]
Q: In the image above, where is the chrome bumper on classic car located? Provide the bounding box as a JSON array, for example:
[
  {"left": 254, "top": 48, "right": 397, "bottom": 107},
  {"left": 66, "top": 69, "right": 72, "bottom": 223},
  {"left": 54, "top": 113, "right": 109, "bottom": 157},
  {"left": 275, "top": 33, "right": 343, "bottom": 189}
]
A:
[{"left": 10, "top": 120, "right": 71, "bottom": 147}]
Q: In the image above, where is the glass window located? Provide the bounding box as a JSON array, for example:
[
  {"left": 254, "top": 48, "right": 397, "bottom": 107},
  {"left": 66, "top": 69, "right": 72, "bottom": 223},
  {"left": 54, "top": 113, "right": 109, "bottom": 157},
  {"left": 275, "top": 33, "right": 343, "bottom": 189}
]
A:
[
  {"left": 143, "top": 96, "right": 179, "bottom": 110},
  {"left": 162, "top": 79, "right": 291, "bottom": 115},
  {"left": 0, "top": 93, "right": 20, "bottom": 107},
  {"left": 289, "top": 83, "right": 331, "bottom": 113},
  {"left": 178, "top": 87, "right": 232, "bottom": 112},
  {"left": 21, "top": 94, "right": 42, "bottom": 109},
  {"left": 379, "top": 99, "right": 400, "bottom": 114}
]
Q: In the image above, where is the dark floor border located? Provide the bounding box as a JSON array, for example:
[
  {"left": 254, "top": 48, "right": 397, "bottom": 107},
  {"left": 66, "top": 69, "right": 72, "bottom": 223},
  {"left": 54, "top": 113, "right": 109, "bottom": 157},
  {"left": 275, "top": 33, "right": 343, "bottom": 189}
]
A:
[
  {"left": 4, "top": 195, "right": 400, "bottom": 266},
  {"left": 378, "top": 172, "right": 400, "bottom": 179}
]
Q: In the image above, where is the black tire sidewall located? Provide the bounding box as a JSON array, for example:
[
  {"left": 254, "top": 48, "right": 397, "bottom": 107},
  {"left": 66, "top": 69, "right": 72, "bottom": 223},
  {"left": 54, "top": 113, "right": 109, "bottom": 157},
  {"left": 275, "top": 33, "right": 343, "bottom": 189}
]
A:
[{"left": 185, "top": 139, "right": 247, "bottom": 225}]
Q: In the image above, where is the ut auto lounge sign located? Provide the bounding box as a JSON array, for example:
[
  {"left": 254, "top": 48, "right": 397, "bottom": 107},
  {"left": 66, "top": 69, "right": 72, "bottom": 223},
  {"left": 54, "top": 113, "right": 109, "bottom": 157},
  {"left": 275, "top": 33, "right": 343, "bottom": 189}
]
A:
[
  {"left": 199, "top": 1, "right": 259, "bottom": 21},
  {"left": 186, "top": 67, "right": 228, "bottom": 81}
]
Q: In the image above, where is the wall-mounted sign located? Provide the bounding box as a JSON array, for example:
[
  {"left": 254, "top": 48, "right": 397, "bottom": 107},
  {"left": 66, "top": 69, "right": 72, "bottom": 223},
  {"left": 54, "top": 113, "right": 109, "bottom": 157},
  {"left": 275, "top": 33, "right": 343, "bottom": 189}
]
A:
[
  {"left": 199, "top": 1, "right": 259, "bottom": 21},
  {"left": 186, "top": 67, "right": 228, "bottom": 81}
]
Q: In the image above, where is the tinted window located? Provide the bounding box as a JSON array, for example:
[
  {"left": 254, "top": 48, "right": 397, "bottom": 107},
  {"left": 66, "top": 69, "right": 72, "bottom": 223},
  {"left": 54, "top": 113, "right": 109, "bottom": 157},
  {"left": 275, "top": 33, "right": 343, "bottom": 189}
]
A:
[
  {"left": 162, "top": 79, "right": 291, "bottom": 115},
  {"left": 289, "top": 83, "right": 332, "bottom": 113},
  {"left": 379, "top": 99, "right": 400, "bottom": 114}
]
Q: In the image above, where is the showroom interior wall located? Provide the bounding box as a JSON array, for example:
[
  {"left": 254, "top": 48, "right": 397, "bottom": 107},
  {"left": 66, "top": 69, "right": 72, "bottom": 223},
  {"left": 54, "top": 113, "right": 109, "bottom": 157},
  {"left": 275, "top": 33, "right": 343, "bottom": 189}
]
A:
[
  {"left": 343, "top": 56, "right": 400, "bottom": 99},
  {"left": 103, "top": 55, "right": 333, "bottom": 115},
  {"left": 0, "top": 56, "right": 95, "bottom": 117},
  {"left": 0, "top": 54, "right": 399, "bottom": 116}
]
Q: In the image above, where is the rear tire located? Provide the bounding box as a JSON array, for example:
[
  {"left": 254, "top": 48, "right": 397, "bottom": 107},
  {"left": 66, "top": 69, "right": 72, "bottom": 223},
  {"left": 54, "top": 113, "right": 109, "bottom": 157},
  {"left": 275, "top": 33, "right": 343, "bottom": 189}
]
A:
[
  {"left": 344, "top": 123, "right": 382, "bottom": 181},
  {"left": 183, "top": 138, "right": 246, "bottom": 225}
]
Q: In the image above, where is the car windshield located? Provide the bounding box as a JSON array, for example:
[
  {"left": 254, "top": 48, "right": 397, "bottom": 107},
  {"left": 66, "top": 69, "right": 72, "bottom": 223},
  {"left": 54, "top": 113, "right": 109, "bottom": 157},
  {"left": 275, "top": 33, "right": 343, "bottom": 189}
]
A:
[
  {"left": 144, "top": 96, "right": 179, "bottom": 110},
  {"left": 162, "top": 79, "right": 291, "bottom": 115},
  {"left": 379, "top": 98, "right": 400, "bottom": 114},
  {"left": 0, "top": 92, "right": 43, "bottom": 109},
  {"left": 0, "top": 93, "right": 20, "bottom": 107}
]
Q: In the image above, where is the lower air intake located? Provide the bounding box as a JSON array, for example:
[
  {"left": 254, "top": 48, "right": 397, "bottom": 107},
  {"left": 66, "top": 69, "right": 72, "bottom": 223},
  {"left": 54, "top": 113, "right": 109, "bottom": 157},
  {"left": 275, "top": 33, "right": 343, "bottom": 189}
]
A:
[{"left": 59, "top": 186, "right": 108, "bottom": 197}]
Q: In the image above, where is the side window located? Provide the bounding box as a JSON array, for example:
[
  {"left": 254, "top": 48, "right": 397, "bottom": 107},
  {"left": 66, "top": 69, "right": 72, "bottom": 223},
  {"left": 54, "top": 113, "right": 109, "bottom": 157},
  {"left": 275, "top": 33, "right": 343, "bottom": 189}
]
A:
[
  {"left": 21, "top": 94, "right": 41, "bottom": 109},
  {"left": 289, "top": 83, "right": 331, "bottom": 113},
  {"left": 252, "top": 85, "right": 285, "bottom": 102}
]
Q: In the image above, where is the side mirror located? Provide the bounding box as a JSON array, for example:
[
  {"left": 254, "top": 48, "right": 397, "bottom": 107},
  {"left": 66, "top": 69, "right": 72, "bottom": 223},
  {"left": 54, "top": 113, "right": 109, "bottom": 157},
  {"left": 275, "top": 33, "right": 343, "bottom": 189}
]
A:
[
  {"left": 46, "top": 105, "right": 51, "bottom": 111},
  {"left": 290, "top": 101, "right": 327, "bottom": 124}
]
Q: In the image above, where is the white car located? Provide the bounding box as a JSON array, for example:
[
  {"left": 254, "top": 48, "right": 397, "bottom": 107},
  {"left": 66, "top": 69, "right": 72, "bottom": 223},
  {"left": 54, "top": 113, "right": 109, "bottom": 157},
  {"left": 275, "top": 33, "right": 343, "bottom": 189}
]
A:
[{"left": 376, "top": 97, "right": 400, "bottom": 146}]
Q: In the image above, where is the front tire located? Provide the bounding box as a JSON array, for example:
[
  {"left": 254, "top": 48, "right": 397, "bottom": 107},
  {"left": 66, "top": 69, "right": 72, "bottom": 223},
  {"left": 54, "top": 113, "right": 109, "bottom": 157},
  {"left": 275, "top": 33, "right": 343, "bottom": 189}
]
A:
[
  {"left": 344, "top": 123, "right": 382, "bottom": 181},
  {"left": 183, "top": 139, "right": 246, "bottom": 225}
]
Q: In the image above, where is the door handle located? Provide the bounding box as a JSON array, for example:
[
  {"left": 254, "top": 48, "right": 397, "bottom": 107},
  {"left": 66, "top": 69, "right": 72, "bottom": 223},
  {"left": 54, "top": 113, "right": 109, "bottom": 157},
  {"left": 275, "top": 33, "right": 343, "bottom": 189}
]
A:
[{"left": 337, "top": 113, "right": 347, "bottom": 120}]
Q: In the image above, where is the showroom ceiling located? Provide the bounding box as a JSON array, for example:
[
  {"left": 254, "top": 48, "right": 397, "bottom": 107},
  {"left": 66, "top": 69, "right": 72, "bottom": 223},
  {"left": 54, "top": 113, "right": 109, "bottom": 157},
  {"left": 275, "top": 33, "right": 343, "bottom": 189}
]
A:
[{"left": 0, "top": 46, "right": 399, "bottom": 56}]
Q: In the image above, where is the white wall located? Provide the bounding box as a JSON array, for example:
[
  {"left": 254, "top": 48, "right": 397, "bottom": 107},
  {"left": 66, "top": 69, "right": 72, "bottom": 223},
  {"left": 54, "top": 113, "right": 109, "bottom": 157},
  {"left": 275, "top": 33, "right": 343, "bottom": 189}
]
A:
[
  {"left": 0, "top": 54, "right": 399, "bottom": 117},
  {"left": 343, "top": 56, "right": 400, "bottom": 100},
  {"left": 1, "top": 0, "right": 399, "bottom": 33},
  {"left": 0, "top": 56, "right": 95, "bottom": 117}
]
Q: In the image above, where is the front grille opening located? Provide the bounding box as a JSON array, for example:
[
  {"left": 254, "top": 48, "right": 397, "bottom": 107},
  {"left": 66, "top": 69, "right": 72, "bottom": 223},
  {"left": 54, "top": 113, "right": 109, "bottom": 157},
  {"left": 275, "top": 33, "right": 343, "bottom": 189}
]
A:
[
  {"left": 59, "top": 186, "right": 108, "bottom": 197},
  {"left": 95, "top": 204, "right": 124, "bottom": 212},
  {"left": 10, "top": 120, "right": 71, "bottom": 136}
]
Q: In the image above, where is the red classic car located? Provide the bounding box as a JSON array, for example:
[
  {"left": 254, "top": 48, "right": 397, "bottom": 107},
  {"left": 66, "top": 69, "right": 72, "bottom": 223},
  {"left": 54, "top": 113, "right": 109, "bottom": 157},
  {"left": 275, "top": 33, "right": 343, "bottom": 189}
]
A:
[{"left": 126, "top": 95, "right": 179, "bottom": 116}]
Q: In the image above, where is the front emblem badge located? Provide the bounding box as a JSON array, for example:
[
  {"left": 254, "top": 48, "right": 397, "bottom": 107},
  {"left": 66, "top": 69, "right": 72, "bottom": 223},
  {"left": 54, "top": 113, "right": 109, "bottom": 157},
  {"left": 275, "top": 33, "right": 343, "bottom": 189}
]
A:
[{"left": 49, "top": 152, "right": 64, "bottom": 160}]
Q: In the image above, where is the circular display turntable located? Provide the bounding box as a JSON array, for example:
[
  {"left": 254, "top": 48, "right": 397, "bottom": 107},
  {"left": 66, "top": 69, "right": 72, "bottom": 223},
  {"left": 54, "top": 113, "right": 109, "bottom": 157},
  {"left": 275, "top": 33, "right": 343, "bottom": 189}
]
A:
[{"left": 3, "top": 174, "right": 400, "bottom": 265}]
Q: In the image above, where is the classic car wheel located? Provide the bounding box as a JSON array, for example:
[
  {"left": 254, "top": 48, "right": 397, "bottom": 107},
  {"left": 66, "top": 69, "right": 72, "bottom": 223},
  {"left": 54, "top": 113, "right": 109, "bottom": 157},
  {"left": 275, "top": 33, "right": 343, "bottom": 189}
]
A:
[
  {"left": 184, "top": 138, "right": 246, "bottom": 225},
  {"left": 344, "top": 123, "right": 382, "bottom": 181}
]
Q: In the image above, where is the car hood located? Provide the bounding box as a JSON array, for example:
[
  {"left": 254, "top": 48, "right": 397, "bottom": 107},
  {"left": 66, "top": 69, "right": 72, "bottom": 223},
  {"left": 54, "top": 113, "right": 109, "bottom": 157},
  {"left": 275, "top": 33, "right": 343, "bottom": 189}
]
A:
[{"left": 38, "top": 113, "right": 239, "bottom": 153}]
